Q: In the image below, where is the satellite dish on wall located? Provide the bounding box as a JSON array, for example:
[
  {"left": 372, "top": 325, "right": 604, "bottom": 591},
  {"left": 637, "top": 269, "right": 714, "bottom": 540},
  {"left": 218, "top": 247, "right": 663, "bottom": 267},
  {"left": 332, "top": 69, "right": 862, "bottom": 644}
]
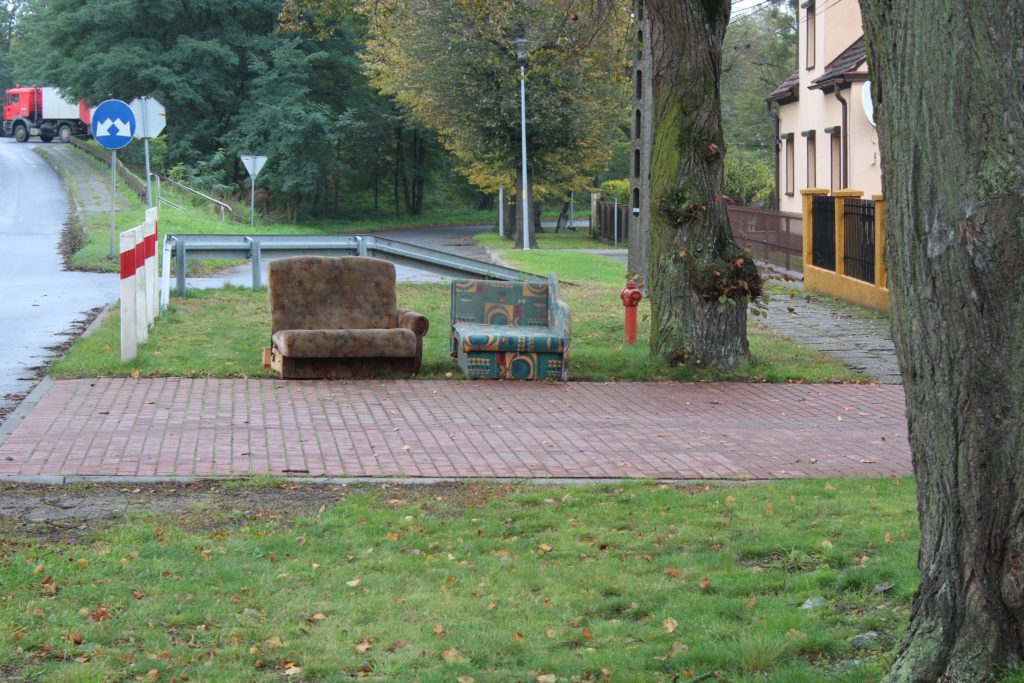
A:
[{"left": 862, "top": 81, "right": 876, "bottom": 127}]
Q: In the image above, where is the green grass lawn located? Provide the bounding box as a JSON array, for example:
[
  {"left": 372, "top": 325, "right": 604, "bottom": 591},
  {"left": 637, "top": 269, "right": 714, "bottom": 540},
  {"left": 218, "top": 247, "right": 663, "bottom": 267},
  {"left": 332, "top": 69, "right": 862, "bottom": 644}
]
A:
[
  {"left": 0, "top": 479, "right": 918, "bottom": 682},
  {"left": 50, "top": 281, "right": 866, "bottom": 383}
]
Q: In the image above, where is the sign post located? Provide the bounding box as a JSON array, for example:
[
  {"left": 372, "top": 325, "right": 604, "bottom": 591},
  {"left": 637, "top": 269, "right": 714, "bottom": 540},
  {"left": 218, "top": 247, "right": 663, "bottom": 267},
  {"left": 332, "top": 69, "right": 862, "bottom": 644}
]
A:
[
  {"left": 130, "top": 97, "right": 167, "bottom": 207},
  {"left": 240, "top": 155, "right": 268, "bottom": 226},
  {"left": 92, "top": 99, "right": 136, "bottom": 257}
]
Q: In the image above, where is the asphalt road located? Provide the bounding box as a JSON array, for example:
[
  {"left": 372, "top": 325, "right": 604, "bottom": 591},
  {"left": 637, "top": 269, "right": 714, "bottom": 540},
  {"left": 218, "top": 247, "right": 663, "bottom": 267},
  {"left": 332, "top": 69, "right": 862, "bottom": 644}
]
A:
[{"left": 0, "top": 138, "right": 118, "bottom": 419}]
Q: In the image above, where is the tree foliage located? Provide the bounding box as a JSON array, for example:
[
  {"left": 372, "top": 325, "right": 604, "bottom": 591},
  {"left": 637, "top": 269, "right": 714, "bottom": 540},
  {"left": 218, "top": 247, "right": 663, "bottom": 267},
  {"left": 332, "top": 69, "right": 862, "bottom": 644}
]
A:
[{"left": 360, "top": 0, "right": 630, "bottom": 199}]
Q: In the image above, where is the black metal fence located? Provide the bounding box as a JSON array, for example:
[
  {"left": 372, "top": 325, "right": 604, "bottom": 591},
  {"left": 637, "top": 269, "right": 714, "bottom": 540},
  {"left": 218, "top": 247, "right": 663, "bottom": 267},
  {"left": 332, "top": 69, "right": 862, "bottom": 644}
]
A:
[
  {"left": 727, "top": 206, "right": 803, "bottom": 273},
  {"left": 843, "top": 199, "right": 876, "bottom": 283},
  {"left": 811, "top": 195, "right": 836, "bottom": 271},
  {"left": 594, "top": 201, "right": 630, "bottom": 244}
]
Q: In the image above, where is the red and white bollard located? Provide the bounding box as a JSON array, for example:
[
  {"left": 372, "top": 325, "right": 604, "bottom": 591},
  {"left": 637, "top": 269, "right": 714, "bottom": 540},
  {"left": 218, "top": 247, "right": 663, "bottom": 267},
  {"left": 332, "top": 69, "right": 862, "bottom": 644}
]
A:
[
  {"left": 120, "top": 230, "right": 138, "bottom": 361},
  {"left": 620, "top": 280, "right": 643, "bottom": 344},
  {"left": 145, "top": 207, "right": 158, "bottom": 323}
]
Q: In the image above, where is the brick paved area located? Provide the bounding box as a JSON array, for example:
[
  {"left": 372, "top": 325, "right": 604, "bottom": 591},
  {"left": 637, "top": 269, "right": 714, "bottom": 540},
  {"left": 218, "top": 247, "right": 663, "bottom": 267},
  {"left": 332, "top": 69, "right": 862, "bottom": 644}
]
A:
[{"left": 0, "top": 378, "right": 910, "bottom": 480}]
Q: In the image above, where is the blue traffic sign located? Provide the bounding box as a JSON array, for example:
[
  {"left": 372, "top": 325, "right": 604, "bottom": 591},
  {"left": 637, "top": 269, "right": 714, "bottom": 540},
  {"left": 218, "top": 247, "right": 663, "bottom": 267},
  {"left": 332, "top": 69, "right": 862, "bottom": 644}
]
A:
[{"left": 92, "top": 99, "right": 136, "bottom": 150}]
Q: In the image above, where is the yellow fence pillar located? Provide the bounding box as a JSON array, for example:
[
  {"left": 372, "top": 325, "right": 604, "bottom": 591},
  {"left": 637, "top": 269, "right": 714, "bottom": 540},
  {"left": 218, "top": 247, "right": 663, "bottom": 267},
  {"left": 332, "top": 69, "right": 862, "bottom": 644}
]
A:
[
  {"left": 800, "top": 188, "right": 830, "bottom": 270},
  {"left": 833, "top": 189, "right": 864, "bottom": 277},
  {"left": 873, "top": 194, "right": 886, "bottom": 289}
]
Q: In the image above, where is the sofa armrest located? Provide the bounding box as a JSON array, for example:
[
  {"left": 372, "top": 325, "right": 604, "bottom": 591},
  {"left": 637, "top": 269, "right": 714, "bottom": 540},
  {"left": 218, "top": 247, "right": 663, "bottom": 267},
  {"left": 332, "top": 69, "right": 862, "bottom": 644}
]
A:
[{"left": 398, "top": 308, "right": 430, "bottom": 337}]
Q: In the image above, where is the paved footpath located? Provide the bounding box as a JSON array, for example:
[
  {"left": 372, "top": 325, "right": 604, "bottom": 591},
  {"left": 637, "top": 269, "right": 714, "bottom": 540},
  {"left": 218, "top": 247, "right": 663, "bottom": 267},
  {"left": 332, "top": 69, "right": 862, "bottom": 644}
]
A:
[{"left": 0, "top": 378, "right": 910, "bottom": 481}]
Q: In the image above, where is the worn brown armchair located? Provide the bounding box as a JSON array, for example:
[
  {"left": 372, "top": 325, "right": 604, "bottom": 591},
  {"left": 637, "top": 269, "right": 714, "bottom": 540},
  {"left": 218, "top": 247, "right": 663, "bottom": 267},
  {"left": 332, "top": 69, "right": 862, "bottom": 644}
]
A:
[{"left": 262, "top": 256, "right": 429, "bottom": 378}]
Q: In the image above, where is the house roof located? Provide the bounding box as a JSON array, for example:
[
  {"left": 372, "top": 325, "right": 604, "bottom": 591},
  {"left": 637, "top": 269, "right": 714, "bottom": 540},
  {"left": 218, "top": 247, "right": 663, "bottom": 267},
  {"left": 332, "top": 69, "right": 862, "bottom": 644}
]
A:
[
  {"left": 766, "top": 69, "right": 799, "bottom": 104},
  {"left": 809, "top": 36, "right": 868, "bottom": 91}
]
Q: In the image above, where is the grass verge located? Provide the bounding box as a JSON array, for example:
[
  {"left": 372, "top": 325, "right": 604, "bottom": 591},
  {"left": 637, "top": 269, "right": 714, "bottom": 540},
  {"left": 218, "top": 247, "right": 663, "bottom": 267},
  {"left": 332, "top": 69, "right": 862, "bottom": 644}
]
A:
[
  {"left": 50, "top": 281, "right": 866, "bottom": 383},
  {"left": 0, "top": 479, "right": 917, "bottom": 682}
]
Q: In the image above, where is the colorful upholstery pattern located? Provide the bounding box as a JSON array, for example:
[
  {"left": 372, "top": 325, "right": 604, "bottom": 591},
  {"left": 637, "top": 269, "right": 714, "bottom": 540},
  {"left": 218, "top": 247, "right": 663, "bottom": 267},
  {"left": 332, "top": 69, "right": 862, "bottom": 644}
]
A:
[{"left": 450, "top": 274, "right": 570, "bottom": 381}]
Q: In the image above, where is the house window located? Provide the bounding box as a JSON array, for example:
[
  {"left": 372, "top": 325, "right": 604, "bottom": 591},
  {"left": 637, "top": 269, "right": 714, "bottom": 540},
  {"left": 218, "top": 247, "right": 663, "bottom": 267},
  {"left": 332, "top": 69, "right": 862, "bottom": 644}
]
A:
[
  {"left": 784, "top": 133, "right": 795, "bottom": 196},
  {"left": 803, "top": 130, "right": 816, "bottom": 188},
  {"left": 826, "top": 126, "right": 842, "bottom": 190},
  {"left": 803, "top": 1, "right": 816, "bottom": 70}
]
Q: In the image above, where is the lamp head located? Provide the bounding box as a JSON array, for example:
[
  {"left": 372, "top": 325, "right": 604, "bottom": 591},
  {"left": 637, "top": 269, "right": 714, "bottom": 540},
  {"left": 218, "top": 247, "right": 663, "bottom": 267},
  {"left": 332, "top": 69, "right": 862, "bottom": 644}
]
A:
[{"left": 513, "top": 37, "right": 529, "bottom": 64}]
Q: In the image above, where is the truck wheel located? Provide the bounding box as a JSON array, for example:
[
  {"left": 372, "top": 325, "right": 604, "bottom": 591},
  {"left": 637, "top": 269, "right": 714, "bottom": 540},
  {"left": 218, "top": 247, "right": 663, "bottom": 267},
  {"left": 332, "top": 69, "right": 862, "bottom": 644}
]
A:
[
  {"left": 58, "top": 124, "right": 73, "bottom": 143},
  {"left": 40, "top": 133, "right": 54, "bottom": 143},
  {"left": 13, "top": 124, "right": 28, "bottom": 143}
]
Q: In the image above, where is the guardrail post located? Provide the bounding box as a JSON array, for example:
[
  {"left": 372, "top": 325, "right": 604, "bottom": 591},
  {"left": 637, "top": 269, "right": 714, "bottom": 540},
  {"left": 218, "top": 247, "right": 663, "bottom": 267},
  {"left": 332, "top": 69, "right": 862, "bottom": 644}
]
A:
[
  {"left": 357, "top": 236, "right": 368, "bottom": 257},
  {"left": 251, "top": 239, "right": 262, "bottom": 290},
  {"left": 176, "top": 241, "right": 187, "bottom": 297}
]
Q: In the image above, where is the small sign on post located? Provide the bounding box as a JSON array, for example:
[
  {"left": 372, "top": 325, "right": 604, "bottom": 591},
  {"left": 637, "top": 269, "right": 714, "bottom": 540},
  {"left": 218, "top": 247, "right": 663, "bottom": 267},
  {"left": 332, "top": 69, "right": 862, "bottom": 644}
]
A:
[
  {"left": 93, "top": 99, "right": 136, "bottom": 257},
  {"left": 130, "top": 97, "right": 167, "bottom": 207},
  {"left": 240, "top": 155, "right": 268, "bottom": 226}
]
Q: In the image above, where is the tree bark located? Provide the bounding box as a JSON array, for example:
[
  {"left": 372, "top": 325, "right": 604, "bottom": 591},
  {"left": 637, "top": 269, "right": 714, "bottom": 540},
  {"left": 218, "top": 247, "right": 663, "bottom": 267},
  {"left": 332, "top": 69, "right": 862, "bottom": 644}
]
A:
[
  {"left": 860, "top": 1, "right": 1024, "bottom": 681},
  {"left": 645, "top": 0, "right": 760, "bottom": 370}
]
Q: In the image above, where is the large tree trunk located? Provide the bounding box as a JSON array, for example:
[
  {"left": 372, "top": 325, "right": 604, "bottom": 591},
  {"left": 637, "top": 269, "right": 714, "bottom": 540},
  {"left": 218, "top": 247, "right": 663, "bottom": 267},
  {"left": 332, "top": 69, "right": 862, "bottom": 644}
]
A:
[
  {"left": 861, "top": 2, "right": 1024, "bottom": 681},
  {"left": 645, "top": 0, "right": 760, "bottom": 370}
]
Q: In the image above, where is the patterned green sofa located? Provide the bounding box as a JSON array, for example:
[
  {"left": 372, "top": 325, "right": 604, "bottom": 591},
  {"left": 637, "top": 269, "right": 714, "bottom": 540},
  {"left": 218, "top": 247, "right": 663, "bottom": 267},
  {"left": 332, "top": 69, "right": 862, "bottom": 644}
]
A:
[{"left": 450, "top": 274, "right": 570, "bottom": 380}]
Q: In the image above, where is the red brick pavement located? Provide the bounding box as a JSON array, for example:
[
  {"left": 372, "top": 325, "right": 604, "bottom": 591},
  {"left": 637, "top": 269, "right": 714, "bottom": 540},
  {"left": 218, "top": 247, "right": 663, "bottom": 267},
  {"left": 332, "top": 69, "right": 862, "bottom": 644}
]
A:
[{"left": 0, "top": 379, "right": 911, "bottom": 480}]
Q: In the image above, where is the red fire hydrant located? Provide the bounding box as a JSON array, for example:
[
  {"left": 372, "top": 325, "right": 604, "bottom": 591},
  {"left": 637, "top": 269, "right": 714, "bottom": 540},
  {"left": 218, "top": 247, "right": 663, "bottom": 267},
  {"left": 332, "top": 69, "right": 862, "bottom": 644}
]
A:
[{"left": 620, "top": 280, "right": 643, "bottom": 344}]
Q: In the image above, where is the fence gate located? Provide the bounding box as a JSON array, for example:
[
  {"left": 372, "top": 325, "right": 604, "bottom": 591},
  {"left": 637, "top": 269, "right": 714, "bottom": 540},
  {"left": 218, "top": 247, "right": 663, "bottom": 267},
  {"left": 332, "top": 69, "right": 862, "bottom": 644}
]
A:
[{"left": 811, "top": 195, "right": 836, "bottom": 271}]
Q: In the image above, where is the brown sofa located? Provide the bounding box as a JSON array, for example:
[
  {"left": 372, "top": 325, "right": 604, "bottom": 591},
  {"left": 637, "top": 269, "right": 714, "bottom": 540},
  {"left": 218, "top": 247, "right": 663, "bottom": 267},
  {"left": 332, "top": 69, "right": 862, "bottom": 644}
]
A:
[{"left": 262, "top": 256, "right": 429, "bottom": 378}]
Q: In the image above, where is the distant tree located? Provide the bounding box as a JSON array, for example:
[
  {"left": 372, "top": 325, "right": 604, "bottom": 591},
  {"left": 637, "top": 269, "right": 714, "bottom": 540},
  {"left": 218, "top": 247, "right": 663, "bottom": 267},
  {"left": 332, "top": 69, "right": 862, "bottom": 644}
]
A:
[
  {"left": 644, "top": 0, "right": 762, "bottom": 370},
  {"left": 860, "top": 1, "right": 1024, "bottom": 681},
  {"left": 359, "top": 0, "right": 630, "bottom": 248},
  {"left": 26, "top": 0, "right": 281, "bottom": 165},
  {"left": 721, "top": 0, "right": 796, "bottom": 155}
]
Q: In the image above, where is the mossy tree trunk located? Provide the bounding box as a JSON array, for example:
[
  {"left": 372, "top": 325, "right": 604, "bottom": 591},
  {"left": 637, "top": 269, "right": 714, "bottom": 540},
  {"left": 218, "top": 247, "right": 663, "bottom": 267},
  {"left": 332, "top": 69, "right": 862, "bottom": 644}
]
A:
[
  {"left": 645, "top": 0, "right": 759, "bottom": 370},
  {"left": 861, "top": 1, "right": 1024, "bottom": 681}
]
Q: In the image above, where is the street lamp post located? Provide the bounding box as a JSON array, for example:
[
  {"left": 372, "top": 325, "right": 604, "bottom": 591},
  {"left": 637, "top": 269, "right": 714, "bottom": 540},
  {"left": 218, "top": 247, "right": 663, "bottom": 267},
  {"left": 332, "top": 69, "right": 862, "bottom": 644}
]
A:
[{"left": 513, "top": 36, "right": 530, "bottom": 251}]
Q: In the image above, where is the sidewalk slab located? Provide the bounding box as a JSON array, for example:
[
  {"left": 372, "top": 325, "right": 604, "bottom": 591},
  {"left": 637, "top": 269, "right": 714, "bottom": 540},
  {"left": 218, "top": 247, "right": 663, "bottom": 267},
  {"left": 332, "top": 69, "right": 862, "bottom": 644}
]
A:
[{"left": 0, "top": 379, "right": 910, "bottom": 481}]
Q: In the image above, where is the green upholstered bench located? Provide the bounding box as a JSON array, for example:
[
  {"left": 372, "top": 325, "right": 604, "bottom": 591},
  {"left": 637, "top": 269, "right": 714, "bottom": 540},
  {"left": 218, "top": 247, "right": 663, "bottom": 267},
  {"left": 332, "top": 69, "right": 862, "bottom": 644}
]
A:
[{"left": 450, "top": 274, "right": 570, "bottom": 380}]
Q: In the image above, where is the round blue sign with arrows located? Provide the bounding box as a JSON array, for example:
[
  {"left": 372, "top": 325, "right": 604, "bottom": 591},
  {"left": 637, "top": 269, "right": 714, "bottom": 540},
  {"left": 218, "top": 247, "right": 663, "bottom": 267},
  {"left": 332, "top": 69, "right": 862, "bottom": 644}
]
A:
[{"left": 92, "top": 99, "right": 136, "bottom": 150}]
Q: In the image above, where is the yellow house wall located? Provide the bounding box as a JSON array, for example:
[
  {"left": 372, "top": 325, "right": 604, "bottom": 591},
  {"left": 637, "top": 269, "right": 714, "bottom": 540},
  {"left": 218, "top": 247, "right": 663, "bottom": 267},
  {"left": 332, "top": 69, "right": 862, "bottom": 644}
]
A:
[
  {"left": 823, "top": 0, "right": 863, "bottom": 66},
  {"left": 804, "top": 266, "right": 890, "bottom": 311}
]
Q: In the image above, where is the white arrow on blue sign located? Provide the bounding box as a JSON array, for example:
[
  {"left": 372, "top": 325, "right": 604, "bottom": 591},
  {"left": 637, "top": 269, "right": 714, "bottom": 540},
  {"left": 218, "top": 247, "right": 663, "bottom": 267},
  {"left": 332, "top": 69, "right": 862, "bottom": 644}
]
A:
[{"left": 92, "top": 99, "right": 136, "bottom": 150}]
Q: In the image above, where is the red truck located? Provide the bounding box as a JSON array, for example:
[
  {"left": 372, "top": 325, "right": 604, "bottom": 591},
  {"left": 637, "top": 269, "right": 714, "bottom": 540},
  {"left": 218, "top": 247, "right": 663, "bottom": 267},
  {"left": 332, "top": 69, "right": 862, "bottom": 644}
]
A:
[{"left": 3, "top": 85, "right": 91, "bottom": 143}]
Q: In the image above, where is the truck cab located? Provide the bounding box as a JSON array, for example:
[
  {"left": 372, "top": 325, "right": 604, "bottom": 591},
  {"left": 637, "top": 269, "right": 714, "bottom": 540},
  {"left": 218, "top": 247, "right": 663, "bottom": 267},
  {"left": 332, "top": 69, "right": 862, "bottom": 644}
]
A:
[{"left": 3, "top": 86, "right": 90, "bottom": 143}]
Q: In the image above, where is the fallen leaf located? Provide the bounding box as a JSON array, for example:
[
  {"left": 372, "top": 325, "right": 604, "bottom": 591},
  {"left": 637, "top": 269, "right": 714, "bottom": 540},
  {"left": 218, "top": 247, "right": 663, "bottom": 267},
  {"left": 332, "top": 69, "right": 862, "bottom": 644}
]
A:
[
  {"left": 885, "top": 532, "right": 894, "bottom": 544},
  {"left": 346, "top": 578, "right": 361, "bottom": 588},
  {"left": 582, "top": 627, "right": 593, "bottom": 640},
  {"left": 514, "top": 632, "right": 525, "bottom": 641},
  {"left": 142, "top": 669, "right": 159, "bottom": 681},
  {"left": 457, "top": 677, "right": 475, "bottom": 683},
  {"left": 77, "top": 558, "right": 89, "bottom": 569},
  {"left": 441, "top": 646, "right": 466, "bottom": 662},
  {"left": 68, "top": 632, "right": 83, "bottom": 645},
  {"left": 264, "top": 636, "right": 284, "bottom": 649},
  {"left": 537, "top": 543, "right": 553, "bottom": 554},
  {"left": 386, "top": 531, "right": 400, "bottom": 541},
  {"left": 387, "top": 639, "right": 410, "bottom": 653},
  {"left": 545, "top": 628, "right": 557, "bottom": 638},
  {"left": 664, "top": 568, "right": 681, "bottom": 577},
  {"left": 824, "top": 482, "right": 834, "bottom": 491},
  {"left": 354, "top": 637, "right": 374, "bottom": 654},
  {"left": 724, "top": 496, "right": 737, "bottom": 506},
  {"left": 433, "top": 623, "right": 445, "bottom": 635},
  {"left": 284, "top": 666, "right": 302, "bottom": 676},
  {"left": 88, "top": 607, "right": 111, "bottom": 622},
  {"left": 787, "top": 629, "right": 806, "bottom": 639},
  {"left": 536, "top": 674, "right": 557, "bottom": 683},
  {"left": 663, "top": 617, "right": 678, "bottom": 633},
  {"left": 699, "top": 577, "right": 711, "bottom": 590}
]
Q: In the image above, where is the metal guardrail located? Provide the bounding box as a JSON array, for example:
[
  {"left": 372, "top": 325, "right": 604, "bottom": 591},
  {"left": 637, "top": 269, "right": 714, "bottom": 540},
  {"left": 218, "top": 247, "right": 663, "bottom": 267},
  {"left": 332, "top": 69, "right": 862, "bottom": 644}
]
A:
[
  {"left": 158, "top": 176, "right": 234, "bottom": 220},
  {"left": 160, "top": 233, "right": 545, "bottom": 302}
]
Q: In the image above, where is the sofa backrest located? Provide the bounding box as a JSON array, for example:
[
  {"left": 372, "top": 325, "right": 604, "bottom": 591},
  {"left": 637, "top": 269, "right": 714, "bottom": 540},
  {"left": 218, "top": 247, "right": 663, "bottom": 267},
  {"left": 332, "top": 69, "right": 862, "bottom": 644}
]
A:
[
  {"left": 270, "top": 256, "right": 397, "bottom": 332},
  {"left": 451, "top": 279, "right": 549, "bottom": 327}
]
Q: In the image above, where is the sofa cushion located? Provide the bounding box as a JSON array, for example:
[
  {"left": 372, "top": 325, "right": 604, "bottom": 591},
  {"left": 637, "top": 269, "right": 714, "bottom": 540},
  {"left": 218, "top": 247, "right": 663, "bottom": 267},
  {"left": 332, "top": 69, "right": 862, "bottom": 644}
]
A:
[
  {"left": 451, "top": 280, "right": 549, "bottom": 326},
  {"left": 273, "top": 328, "right": 417, "bottom": 359},
  {"left": 454, "top": 323, "right": 565, "bottom": 354},
  {"left": 270, "top": 256, "right": 398, "bottom": 332}
]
